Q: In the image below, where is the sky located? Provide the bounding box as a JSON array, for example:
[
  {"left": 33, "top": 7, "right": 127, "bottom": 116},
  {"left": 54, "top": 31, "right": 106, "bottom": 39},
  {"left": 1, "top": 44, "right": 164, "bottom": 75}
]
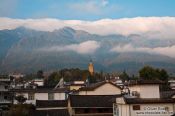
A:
[{"left": 0, "top": 0, "right": 175, "bottom": 20}]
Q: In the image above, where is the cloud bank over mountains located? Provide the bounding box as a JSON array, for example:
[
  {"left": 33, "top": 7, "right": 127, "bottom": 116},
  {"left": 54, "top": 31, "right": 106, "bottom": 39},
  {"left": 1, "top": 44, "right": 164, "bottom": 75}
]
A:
[
  {"left": 111, "top": 44, "right": 175, "bottom": 58},
  {"left": 1, "top": 17, "right": 175, "bottom": 58},
  {"left": 1, "top": 17, "right": 175, "bottom": 39},
  {"left": 38, "top": 41, "right": 100, "bottom": 54}
]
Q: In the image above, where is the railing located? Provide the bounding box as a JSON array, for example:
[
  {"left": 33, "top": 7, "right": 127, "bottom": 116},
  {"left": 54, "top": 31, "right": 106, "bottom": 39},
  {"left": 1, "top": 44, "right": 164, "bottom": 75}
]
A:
[{"left": 0, "top": 100, "right": 12, "bottom": 104}]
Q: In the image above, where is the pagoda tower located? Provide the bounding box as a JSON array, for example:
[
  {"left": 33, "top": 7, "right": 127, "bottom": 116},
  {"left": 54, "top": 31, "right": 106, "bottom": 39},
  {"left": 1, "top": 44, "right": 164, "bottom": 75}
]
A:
[{"left": 88, "top": 60, "right": 94, "bottom": 76}]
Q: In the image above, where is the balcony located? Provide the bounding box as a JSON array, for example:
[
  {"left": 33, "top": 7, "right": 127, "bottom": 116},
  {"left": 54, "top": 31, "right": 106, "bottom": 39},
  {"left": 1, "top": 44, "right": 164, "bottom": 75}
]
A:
[{"left": 0, "top": 99, "right": 12, "bottom": 104}]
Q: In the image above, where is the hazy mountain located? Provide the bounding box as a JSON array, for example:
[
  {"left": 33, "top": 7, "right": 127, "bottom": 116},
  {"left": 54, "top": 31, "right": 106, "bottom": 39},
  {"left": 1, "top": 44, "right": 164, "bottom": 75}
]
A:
[{"left": 1, "top": 27, "right": 175, "bottom": 75}]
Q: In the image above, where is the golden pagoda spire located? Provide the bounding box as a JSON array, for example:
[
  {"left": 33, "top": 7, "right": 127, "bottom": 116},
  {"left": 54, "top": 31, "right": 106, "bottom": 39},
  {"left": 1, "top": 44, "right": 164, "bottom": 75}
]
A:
[{"left": 88, "top": 59, "right": 94, "bottom": 76}]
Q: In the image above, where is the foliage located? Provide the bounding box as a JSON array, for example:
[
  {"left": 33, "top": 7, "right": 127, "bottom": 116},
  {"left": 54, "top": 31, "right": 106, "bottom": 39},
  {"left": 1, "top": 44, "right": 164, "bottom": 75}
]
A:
[
  {"left": 7, "top": 104, "right": 35, "bottom": 116},
  {"left": 45, "top": 71, "right": 62, "bottom": 87},
  {"left": 36, "top": 70, "right": 44, "bottom": 79},
  {"left": 15, "top": 95, "right": 27, "bottom": 104},
  {"left": 44, "top": 68, "right": 105, "bottom": 86},
  {"left": 139, "top": 66, "right": 169, "bottom": 81},
  {"left": 119, "top": 71, "right": 130, "bottom": 81}
]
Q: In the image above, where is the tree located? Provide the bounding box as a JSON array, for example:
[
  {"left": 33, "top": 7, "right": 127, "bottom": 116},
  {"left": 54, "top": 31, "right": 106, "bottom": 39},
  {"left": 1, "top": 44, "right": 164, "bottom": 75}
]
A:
[
  {"left": 139, "top": 66, "right": 157, "bottom": 80},
  {"left": 15, "top": 95, "right": 27, "bottom": 104},
  {"left": 119, "top": 71, "right": 129, "bottom": 82},
  {"left": 45, "top": 71, "right": 61, "bottom": 87},
  {"left": 37, "top": 70, "right": 44, "bottom": 79},
  {"left": 7, "top": 104, "right": 35, "bottom": 116},
  {"left": 139, "top": 66, "right": 169, "bottom": 81},
  {"left": 159, "top": 69, "right": 169, "bottom": 81}
]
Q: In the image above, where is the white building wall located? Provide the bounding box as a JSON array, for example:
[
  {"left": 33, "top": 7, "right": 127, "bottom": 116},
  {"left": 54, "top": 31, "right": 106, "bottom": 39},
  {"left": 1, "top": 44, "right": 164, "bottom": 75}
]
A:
[
  {"left": 79, "top": 83, "right": 121, "bottom": 95},
  {"left": 130, "top": 104, "right": 174, "bottom": 116},
  {"left": 35, "top": 93, "right": 48, "bottom": 100},
  {"left": 129, "top": 85, "right": 160, "bottom": 98},
  {"left": 54, "top": 93, "right": 66, "bottom": 100},
  {"left": 14, "top": 92, "right": 66, "bottom": 104},
  {"left": 140, "top": 85, "right": 160, "bottom": 98},
  {"left": 114, "top": 103, "right": 174, "bottom": 116}
]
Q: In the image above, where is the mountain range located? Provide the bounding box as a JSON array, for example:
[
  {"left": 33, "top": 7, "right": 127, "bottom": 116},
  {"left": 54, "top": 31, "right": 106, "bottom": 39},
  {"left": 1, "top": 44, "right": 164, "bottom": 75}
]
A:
[{"left": 1, "top": 27, "right": 175, "bottom": 75}]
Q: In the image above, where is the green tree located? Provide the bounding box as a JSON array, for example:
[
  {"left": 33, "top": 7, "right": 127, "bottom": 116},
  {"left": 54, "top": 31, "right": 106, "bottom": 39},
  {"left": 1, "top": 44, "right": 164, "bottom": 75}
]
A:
[
  {"left": 159, "top": 69, "right": 169, "bottom": 81},
  {"left": 139, "top": 66, "right": 169, "bottom": 81},
  {"left": 15, "top": 95, "right": 27, "bottom": 104},
  {"left": 7, "top": 104, "right": 35, "bottom": 116},
  {"left": 119, "top": 71, "right": 129, "bottom": 81},
  {"left": 46, "top": 71, "right": 61, "bottom": 86},
  {"left": 139, "top": 66, "right": 157, "bottom": 80},
  {"left": 37, "top": 70, "right": 44, "bottom": 79}
]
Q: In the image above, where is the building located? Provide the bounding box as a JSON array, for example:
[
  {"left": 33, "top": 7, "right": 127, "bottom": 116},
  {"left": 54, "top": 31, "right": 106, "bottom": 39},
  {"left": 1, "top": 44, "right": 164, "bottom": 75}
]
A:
[
  {"left": 110, "top": 77, "right": 124, "bottom": 88},
  {"left": 0, "top": 76, "right": 13, "bottom": 109},
  {"left": 32, "top": 78, "right": 44, "bottom": 86},
  {"left": 169, "top": 79, "right": 175, "bottom": 90},
  {"left": 12, "top": 87, "right": 69, "bottom": 105},
  {"left": 78, "top": 81, "right": 122, "bottom": 95},
  {"left": 70, "top": 95, "right": 120, "bottom": 116},
  {"left": 31, "top": 100, "right": 70, "bottom": 116},
  {"left": 65, "top": 81, "right": 85, "bottom": 91},
  {"left": 113, "top": 80, "right": 175, "bottom": 116}
]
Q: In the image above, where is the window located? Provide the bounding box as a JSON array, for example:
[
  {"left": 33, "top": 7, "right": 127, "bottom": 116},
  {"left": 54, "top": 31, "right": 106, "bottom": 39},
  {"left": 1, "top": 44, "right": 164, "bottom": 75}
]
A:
[
  {"left": 132, "top": 91, "right": 140, "bottom": 97},
  {"left": 48, "top": 93, "right": 54, "bottom": 100},
  {"left": 4, "top": 96, "right": 7, "bottom": 99},
  {"left": 28, "top": 93, "right": 35, "bottom": 100},
  {"left": 4, "top": 86, "right": 8, "bottom": 89},
  {"left": 133, "top": 105, "right": 140, "bottom": 110}
]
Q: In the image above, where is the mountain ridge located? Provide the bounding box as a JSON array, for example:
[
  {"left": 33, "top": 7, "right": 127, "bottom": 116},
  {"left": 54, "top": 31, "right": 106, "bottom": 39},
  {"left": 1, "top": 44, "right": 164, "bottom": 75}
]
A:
[{"left": 0, "top": 27, "right": 175, "bottom": 75}]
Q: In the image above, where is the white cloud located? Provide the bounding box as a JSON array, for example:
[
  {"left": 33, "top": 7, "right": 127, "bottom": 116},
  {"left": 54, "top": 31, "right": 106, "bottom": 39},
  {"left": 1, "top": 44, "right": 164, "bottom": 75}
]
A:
[
  {"left": 101, "top": 0, "right": 109, "bottom": 7},
  {"left": 69, "top": 0, "right": 109, "bottom": 15},
  {"left": 38, "top": 41, "right": 100, "bottom": 54},
  {"left": 1, "top": 17, "right": 175, "bottom": 39},
  {"left": 70, "top": 1, "right": 101, "bottom": 15},
  {"left": 111, "top": 44, "right": 175, "bottom": 58}
]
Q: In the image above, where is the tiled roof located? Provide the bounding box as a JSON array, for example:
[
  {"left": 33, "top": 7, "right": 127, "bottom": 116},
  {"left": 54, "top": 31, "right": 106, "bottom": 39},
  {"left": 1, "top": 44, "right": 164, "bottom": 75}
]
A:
[
  {"left": 70, "top": 95, "right": 121, "bottom": 108},
  {"left": 126, "top": 79, "right": 164, "bottom": 86},
  {"left": 124, "top": 98, "right": 175, "bottom": 104},
  {"left": 11, "top": 87, "right": 69, "bottom": 93},
  {"left": 160, "top": 91, "right": 175, "bottom": 98},
  {"left": 30, "top": 109, "right": 70, "bottom": 116},
  {"left": 36, "top": 100, "right": 68, "bottom": 108},
  {"left": 79, "top": 81, "right": 122, "bottom": 91}
]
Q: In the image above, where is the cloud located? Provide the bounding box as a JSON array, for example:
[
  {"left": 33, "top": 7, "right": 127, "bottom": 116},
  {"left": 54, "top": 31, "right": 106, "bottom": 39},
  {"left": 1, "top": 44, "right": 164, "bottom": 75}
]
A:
[
  {"left": 38, "top": 41, "right": 100, "bottom": 54},
  {"left": 1, "top": 17, "right": 175, "bottom": 39},
  {"left": 69, "top": 0, "right": 110, "bottom": 15},
  {"left": 70, "top": 1, "right": 101, "bottom": 15},
  {"left": 101, "top": 0, "right": 109, "bottom": 7},
  {"left": 111, "top": 44, "right": 175, "bottom": 58}
]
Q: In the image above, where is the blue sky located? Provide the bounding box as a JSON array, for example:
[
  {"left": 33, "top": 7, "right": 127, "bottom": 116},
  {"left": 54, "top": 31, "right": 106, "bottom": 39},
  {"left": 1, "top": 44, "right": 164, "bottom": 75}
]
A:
[{"left": 0, "top": 0, "right": 175, "bottom": 20}]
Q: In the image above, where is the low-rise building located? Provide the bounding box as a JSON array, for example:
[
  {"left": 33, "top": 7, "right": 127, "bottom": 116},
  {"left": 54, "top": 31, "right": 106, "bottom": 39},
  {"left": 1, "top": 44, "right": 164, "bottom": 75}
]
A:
[
  {"left": 169, "top": 79, "right": 175, "bottom": 90},
  {"left": 113, "top": 80, "right": 175, "bottom": 116},
  {"left": 70, "top": 95, "right": 120, "bottom": 116},
  {"left": 31, "top": 100, "right": 70, "bottom": 116},
  {"left": 12, "top": 87, "right": 69, "bottom": 105},
  {"left": 78, "top": 81, "right": 122, "bottom": 95},
  {"left": 0, "top": 76, "right": 13, "bottom": 108}
]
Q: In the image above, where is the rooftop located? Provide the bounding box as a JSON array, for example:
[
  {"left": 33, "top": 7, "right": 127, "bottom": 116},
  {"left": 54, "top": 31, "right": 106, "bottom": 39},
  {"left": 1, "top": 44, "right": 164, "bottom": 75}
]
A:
[
  {"left": 79, "top": 81, "right": 122, "bottom": 91},
  {"left": 11, "top": 87, "right": 69, "bottom": 93},
  {"left": 30, "top": 109, "right": 70, "bottom": 116},
  {"left": 126, "top": 79, "right": 164, "bottom": 86},
  {"left": 70, "top": 95, "right": 121, "bottom": 108},
  {"left": 36, "top": 100, "right": 68, "bottom": 108},
  {"left": 124, "top": 98, "right": 175, "bottom": 104}
]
